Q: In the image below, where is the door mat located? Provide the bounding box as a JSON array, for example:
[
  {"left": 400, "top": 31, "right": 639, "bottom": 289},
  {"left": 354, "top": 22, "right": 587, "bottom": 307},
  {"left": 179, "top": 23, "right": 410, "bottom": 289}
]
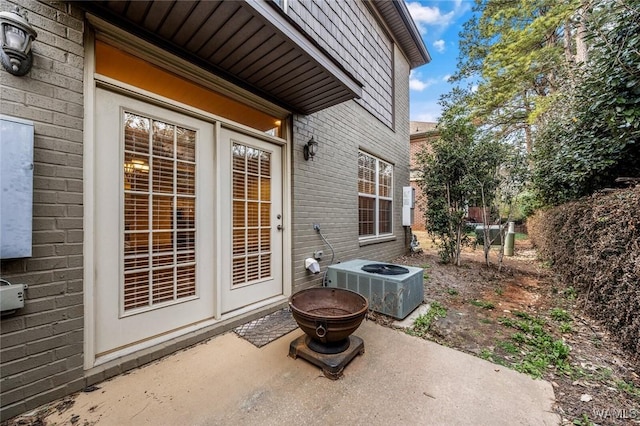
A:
[{"left": 233, "top": 308, "right": 299, "bottom": 348}]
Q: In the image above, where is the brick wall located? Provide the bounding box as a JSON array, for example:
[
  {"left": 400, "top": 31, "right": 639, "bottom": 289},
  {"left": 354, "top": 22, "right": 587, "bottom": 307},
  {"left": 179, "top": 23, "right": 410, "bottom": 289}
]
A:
[
  {"left": 291, "top": 46, "right": 411, "bottom": 291},
  {"left": 409, "top": 137, "right": 428, "bottom": 231},
  {"left": 0, "top": 1, "right": 85, "bottom": 421},
  {"left": 0, "top": 0, "right": 417, "bottom": 420},
  {"left": 286, "top": 0, "right": 394, "bottom": 127},
  {"left": 409, "top": 132, "right": 438, "bottom": 231}
]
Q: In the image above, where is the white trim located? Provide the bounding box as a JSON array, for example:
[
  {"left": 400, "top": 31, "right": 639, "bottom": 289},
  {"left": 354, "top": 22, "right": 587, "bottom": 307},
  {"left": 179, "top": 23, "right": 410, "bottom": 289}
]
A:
[
  {"left": 214, "top": 121, "right": 223, "bottom": 320},
  {"left": 83, "top": 29, "right": 97, "bottom": 370},
  {"left": 84, "top": 30, "right": 293, "bottom": 368},
  {"left": 281, "top": 118, "right": 292, "bottom": 300},
  {"left": 93, "top": 295, "right": 287, "bottom": 367},
  {"left": 358, "top": 150, "right": 395, "bottom": 240}
]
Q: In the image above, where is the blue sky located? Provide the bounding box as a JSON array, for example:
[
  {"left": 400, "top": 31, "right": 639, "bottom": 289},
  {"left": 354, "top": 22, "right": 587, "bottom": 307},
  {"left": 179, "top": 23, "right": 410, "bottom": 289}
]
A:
[{"left": 406, "top": 0, "right": 474, "bottom": 123}]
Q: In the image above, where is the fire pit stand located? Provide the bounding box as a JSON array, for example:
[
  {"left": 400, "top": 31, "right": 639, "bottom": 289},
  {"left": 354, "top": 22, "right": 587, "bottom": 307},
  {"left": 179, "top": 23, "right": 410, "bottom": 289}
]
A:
[
  {"left": 287, "top": 287, "right": 368, "bottom": 379},
  {"left": 289, "top": 335, "right": 364, "bottom": 380}
]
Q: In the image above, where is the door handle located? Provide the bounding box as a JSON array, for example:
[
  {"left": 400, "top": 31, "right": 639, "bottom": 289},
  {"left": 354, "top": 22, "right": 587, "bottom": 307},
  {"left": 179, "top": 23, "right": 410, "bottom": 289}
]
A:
[{"left": 277, "top": 224, "right": 283, "bottom": 231}]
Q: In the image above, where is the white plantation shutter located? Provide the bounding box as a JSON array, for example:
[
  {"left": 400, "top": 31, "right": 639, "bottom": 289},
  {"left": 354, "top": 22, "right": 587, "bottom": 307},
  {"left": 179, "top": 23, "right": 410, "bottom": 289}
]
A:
[
  {"left": 123, "top": 112, "right": 197, "bottom": 311},
  {"left": 232, "top": 143, "right": 272, "bottom": 286},
  {"left": 358, "top": 151, "right": 393, "bottom": 237}
]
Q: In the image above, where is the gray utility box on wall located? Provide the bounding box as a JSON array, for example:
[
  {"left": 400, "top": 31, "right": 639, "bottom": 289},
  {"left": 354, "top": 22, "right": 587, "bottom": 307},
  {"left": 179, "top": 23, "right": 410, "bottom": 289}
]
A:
[
  {"left": 1, "top": 115, "right": 34, "bottom": 259},
  {"left": 326, "top": 259, "right": 424, "bottom": 320}
]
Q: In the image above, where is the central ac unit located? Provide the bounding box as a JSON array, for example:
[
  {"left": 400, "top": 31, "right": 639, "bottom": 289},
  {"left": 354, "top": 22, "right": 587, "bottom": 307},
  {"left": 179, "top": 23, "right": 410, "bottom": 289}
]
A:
[{"left": 326, "top": 259, "right": 424, "bottom": 319}]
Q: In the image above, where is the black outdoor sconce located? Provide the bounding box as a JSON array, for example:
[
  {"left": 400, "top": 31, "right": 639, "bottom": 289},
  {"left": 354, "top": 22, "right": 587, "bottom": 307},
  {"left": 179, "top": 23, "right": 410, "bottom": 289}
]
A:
[
  {"left": 0, "top": 7, "right": 37, "bottom": 76},
  {"left": 303, "top": 136, "right": 318, "bottom": 161}
]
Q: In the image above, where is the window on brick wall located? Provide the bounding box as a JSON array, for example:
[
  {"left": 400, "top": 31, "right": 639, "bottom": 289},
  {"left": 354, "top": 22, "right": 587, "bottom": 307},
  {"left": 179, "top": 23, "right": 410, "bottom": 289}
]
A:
[{"left": 358, "top": 151, "right": 393, "bottom": 238}]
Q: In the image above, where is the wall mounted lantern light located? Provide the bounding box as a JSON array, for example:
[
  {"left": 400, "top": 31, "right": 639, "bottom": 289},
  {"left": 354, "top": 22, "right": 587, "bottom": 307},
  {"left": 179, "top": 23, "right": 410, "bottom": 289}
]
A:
[
  {"left": 303, "top": 136, "right": 318, "bottom": 161},
  {"left": 0, "top": 7, "right": 37, "bottom": 76}
]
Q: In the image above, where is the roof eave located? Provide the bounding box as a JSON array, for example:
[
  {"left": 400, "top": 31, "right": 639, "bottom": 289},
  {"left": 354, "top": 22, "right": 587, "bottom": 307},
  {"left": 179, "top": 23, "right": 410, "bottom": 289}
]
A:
[{"left": 370, "top": 0, "right": 431, "bottom": 69}]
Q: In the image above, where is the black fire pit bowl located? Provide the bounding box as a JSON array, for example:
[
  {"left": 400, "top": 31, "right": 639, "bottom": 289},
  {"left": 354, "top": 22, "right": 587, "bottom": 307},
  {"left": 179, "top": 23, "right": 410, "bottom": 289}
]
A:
[{"left": 289, "top": 287, "right": 368, "bottom": 347}]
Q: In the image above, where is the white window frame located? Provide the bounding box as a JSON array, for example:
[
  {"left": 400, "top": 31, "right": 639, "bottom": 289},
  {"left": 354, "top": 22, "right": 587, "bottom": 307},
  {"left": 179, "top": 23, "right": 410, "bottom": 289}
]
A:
[{"left": 358, "top": 151, "right": 393, "bottom": 240}]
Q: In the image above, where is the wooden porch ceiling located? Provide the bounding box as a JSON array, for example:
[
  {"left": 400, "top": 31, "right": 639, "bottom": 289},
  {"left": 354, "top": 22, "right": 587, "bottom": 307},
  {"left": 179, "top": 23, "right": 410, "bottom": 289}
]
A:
[{"left": 80, "top": 0, "right": 363, "bottom": 115}]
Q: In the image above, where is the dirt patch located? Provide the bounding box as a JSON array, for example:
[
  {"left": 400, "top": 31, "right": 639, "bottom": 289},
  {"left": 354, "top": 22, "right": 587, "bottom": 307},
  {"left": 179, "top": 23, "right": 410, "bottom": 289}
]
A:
[{"left": 385, "top": 232, "right": 639, "bottom": 425}]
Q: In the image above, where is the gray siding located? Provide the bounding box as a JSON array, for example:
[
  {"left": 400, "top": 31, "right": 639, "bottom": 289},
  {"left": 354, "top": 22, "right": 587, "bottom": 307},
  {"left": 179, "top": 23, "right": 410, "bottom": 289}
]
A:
[
  {"left": 286, "top": 0, "right": 394, "bottom": 127},
  {"left": 291, "top": 46, "right": 410, "bottom": 292},
  {"left": 0, "top": 1, "right": 85, "bottom": 421}
]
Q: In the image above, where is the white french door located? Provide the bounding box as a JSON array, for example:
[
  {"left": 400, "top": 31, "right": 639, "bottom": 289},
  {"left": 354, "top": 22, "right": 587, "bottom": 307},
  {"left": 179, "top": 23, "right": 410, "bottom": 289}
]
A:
[
  {"left": 92, "top": 89, "right": 284, "bottom": 357},
  {"left": 219, "top": 128, "right": 283, "bottom": 313},
  {"left": 93, "top": 88, "right": 215, "bottom": 355}
]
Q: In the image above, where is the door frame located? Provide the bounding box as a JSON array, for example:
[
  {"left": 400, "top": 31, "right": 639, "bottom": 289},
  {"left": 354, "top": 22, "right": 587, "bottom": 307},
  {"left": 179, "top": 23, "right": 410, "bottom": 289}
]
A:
[{"left": 83, "top": 32, "right": 292, "bottom": 369}]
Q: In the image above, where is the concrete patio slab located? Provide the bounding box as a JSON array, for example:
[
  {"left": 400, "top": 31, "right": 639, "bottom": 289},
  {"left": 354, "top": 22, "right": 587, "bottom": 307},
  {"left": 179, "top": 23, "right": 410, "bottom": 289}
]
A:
[
  {"left": 393, "top": 303, "right": 431, "bottom": 329},
  {"left": 42, "top": 321, "right": 559, "bottom": 425}
]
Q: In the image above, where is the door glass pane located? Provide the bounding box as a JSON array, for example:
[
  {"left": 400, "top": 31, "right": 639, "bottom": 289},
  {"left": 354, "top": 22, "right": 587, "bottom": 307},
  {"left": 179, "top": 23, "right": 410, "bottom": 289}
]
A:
[
  {"left": 233, "top": 258, "right": 245, "bottom": 284},
  {"left": 232, "top": 142, "right": 272, "bottom": 286},
  {"left": 177, "top": 163, "right": 195, "bottom": 195},
  {"left": 247, "top": 202, "right": 259, "bottom": 227},
  {"left": 123, "top": 112, "right": 197, "bottom": 311},
  {"left": 247, "top": 147, "right": 260, "bottom": 174},
  {"left": 152, "top": 268, "right": 174, "bottom": 303},
  {"left": 247, "top": 175, "right": 259, "bottom": 200},
  {"left": 124, "top": 113, "right": 149, "bottom": 154},
  {"left": 124, "top": 271, "right": 150, "bottom": 310},
  {"left": 176, "top": 265, "right": 196, "bottom": 298},
  {"left": 260, "top": 177, "right": 271, "bottom": 201},
  {"left": 233, "top": 173, "right": 245, "bottom": 198},
  {"left": 176, "top": 127, "right": 196, "bottom": 161},
  {"left": 124, "top": 153, "right": 149, "bottom": 192},
  {"left": 153, "top": 121, "right": 175, "bottom": 158},
  {"left": 153, "top": 158, "right": 174, "bottom": 193},
  {"left": 260, "top": 203, "right": 270, "bottom": 226}
]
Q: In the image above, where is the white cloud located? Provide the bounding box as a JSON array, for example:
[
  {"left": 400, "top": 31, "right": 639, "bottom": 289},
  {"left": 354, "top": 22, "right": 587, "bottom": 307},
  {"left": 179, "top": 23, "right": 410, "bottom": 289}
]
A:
[
  {"left": 409, "top": 71, "right": 437, "bottom": 91},
  {"left": 411, "top": 100, "right": 442, "bottom": 122},
  {"left": 410, "top": 78, "right": 427, "bottom": 91},
  {"left": 433, "top": 39, "right": 445, "bottom": 53},
  {"left": 442, "top": 74, "right": 451, "bottom": 82},
  {"left": 415, "top": 111, "right": 440, "bottom": 122},
  {"left": 406, "top": 2, "right": 455, "bottom": 34}
]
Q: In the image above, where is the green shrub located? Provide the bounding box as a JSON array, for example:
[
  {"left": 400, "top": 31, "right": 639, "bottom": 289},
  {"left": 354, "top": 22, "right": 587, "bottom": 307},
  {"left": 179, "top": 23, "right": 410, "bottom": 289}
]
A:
[{"left": 528, "top": 186, "right": 640, "bottom": 357}]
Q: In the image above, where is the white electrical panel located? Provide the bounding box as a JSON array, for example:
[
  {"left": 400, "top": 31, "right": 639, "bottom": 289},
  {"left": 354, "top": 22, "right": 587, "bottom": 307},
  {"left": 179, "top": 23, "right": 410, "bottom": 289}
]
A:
[
  {"left": 1, "top": 115, "right": 34, "bottom": 258},
  {"left": 403, "top": 186, "right": 415, "bottom": 207},
  {"left": 0, "top": 279, "right": 27, "bottom": 313},
  {"left": 402, "top": 186, "right": 415, "bottom": 226}
]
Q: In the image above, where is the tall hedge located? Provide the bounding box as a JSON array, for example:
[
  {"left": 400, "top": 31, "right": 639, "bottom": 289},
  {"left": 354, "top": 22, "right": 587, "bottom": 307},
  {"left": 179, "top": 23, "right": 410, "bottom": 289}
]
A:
[{"left": 528, "top": 186, "right": 640, "bottom": 357}]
